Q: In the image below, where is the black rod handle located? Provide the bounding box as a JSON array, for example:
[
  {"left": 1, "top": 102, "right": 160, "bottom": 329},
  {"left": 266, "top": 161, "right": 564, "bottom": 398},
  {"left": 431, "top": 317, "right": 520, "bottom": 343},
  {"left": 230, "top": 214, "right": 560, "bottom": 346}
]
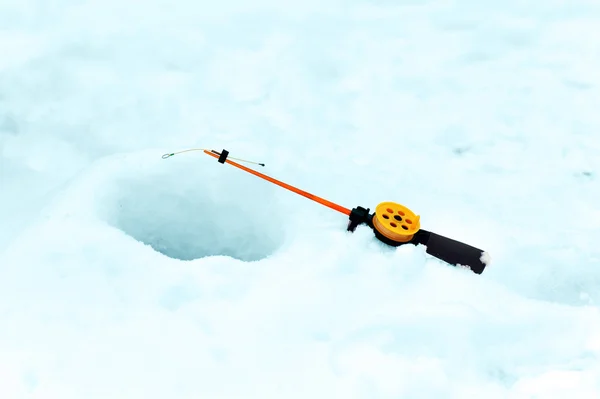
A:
[{"left": 423, "top": 231, "right": 490, "bottom": 274}]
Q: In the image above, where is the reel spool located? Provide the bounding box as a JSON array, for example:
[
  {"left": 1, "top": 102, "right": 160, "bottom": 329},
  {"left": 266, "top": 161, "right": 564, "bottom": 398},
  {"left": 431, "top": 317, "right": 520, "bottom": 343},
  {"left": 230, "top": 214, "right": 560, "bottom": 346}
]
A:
[{"left": 371, "top": 201, "right": 421, "bottom": 245}]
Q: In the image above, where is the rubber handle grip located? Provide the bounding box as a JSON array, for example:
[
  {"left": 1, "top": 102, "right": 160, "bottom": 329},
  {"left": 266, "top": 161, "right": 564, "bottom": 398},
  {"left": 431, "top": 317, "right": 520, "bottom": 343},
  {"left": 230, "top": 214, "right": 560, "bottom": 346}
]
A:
[{"left": 424, "top": 232, "right": 489, "bottom": 274}]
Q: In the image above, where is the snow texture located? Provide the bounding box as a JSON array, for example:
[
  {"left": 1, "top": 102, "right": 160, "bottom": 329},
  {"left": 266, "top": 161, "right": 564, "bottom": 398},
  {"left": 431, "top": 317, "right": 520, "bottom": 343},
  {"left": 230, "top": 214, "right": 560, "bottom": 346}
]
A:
[{"left": 1, "top": 0, "right": 600, "bottom": 398}]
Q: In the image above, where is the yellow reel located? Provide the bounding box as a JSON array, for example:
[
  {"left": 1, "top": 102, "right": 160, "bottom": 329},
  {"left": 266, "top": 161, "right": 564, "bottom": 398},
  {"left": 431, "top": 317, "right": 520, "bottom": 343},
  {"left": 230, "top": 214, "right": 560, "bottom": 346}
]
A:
[{"left": 372, "top": 201, "right": 421, "bottom": 243}]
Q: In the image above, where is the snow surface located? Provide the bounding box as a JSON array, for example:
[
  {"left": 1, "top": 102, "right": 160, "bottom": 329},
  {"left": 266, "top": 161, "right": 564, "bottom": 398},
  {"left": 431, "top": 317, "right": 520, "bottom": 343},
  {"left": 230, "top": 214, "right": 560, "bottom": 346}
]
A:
[{"left": 1, "top": 0, "right": 600, "bottom": 397}]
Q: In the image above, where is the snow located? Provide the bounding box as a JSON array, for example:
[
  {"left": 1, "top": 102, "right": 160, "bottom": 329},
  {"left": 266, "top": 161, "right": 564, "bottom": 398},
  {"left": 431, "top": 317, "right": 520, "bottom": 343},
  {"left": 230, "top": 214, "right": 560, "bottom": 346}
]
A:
[{"left": 1, "top": 0, "right": 600, "bottom": 397}]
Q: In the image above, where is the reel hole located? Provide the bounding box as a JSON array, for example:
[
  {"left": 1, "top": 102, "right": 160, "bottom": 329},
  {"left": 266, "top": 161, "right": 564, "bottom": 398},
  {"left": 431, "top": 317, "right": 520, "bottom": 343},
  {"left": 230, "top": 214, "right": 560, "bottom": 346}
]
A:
[
  {"left": 394, "top": 215, "right": 402, "bottom": 221},
  {"left": 406, "top": 219, "right": 412, "bottom": 224},
  {"left": 383, "top": 214, "right": 389, "bottom": 219},
  {"left": 402, "top": 225, "right": 408, "bottom": 230},
  {"left": 386, "top": 208, "right": 394, "bottom": 214},
  {"left": 390, "top": 222, "right": 397, "bottom": 228},
  {"left": 398, "top": 210, "right": 405, "bottom": 216}
]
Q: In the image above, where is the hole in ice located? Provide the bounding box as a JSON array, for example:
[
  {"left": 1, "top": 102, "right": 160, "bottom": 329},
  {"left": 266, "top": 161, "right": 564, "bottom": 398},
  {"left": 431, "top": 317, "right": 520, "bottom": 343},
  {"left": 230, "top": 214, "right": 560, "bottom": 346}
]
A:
[{"left": 108, "top": 158, "right": 285, "bottom": 262}]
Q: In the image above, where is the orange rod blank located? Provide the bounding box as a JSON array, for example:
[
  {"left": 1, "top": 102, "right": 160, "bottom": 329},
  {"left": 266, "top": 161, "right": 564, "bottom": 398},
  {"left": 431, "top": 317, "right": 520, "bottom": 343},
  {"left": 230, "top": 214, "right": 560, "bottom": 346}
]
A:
[{"left": 204, "top": 150, "right": 351, "bottom": 216}]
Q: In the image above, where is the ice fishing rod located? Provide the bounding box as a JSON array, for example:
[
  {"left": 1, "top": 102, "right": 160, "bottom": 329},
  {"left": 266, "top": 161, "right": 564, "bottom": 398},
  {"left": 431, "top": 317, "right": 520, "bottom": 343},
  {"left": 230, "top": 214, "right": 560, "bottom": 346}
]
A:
[{"left": 162, "top": 148, "right": 491, "bottom": 274}]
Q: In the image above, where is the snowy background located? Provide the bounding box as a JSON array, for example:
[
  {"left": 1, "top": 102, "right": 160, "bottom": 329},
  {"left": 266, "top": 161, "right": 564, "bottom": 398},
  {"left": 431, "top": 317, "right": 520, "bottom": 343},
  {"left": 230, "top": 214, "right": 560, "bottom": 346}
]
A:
[{"left": 1, "top": 0, "right": 600, "bottom": 397}]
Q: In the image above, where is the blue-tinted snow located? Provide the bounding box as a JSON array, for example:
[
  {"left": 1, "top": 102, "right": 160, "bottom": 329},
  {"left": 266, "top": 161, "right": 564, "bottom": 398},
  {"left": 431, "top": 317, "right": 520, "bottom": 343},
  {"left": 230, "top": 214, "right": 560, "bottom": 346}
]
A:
[{"left": 1, "top": 0, "right": 599, "bottom": 397}]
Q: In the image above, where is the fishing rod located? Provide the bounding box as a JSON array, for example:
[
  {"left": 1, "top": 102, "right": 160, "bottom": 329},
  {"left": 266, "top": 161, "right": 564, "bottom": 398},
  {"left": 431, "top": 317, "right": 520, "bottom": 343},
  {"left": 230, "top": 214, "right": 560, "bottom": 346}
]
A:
[{"left": 162, "top": 148, "right": 491, "bottom": 274}]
